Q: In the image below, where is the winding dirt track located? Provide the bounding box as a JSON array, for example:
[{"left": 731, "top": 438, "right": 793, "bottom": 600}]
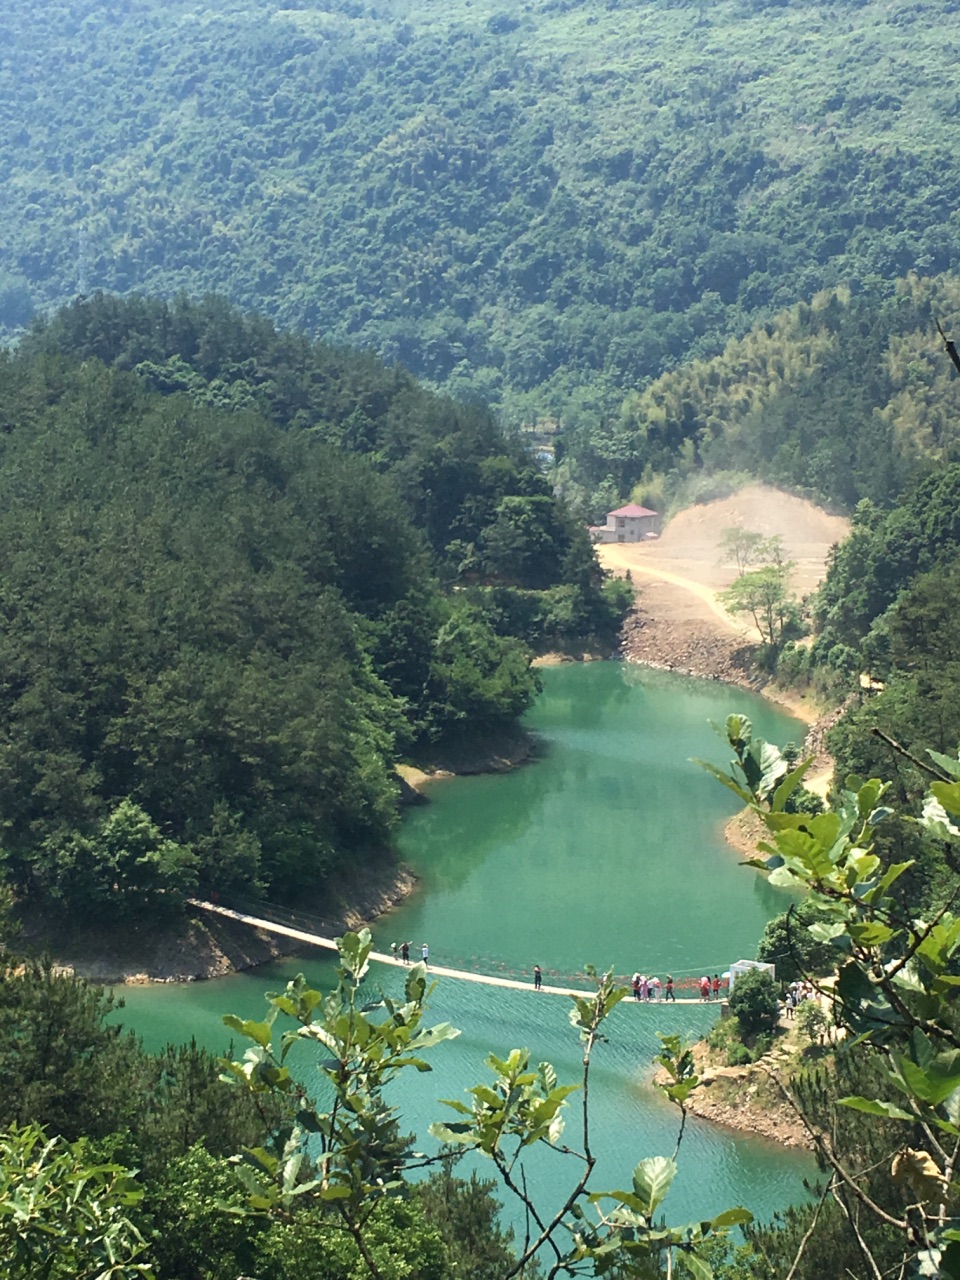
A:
[
  {"left": 598, "top": 550, "right": 744, "bottom": 634},
  {"left": 596, "top": 485, "right": 849, "bottom": 636}
]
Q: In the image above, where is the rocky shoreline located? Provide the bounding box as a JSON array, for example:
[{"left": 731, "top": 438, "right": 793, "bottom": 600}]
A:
[
  {"left": 653, "top": 1033, "right": 815, "bottom": 1151},
  {"left": 32, "top": 862, "right": 419, "bottom": 986},
  {"left": 619, "top": 607, "right": 761, "bottom": 688},
  {"left": 620, "top": 600, "right": 839, "bottom": 763}
]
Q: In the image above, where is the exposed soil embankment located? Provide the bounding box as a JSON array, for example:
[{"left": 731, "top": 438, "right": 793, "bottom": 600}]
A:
[
  {"left": 601, "top": 485, "right": 848, "bottom": 796},
  {"left": 654, "top": 1024, "right": 815, "bottom": 1150},
  {"left": 602, "top": 484, "right": 846, "bottom": 696},
  {"left": 27, "top": 862, "right": 418, "bottom": 986},
  {"left": 42, "top": 723, "right": 537, "bottom": 984}
]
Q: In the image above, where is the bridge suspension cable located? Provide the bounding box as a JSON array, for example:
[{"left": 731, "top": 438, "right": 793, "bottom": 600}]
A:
[{"left": 188, "top": 898, "right": 722, "bottom": 1004}]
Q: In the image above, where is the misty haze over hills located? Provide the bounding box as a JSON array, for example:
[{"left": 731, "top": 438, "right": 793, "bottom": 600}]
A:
[{"left": 3, "top": 0, "right": 959, "bottom": 446}]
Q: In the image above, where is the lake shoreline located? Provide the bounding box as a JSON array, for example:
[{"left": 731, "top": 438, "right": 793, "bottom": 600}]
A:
[
  {"left": 37, "top": 724, "right": 538, "bottom": 985},
  {"left": 27, "top": 861, "right": 419, "bottom": 987},
  {"left": 653, "top": 1028, "right": 815, "bottom": 1151},
  {"left": 619, "top": 605, "right": 842, "bottom": 800},
  {"left": 43, "top": 653, "right": 837, "bottom": 989}
]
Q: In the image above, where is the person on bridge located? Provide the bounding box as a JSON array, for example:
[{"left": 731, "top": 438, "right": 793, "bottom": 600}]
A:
[
  {"left": 533, "top": 965, "right": 542, "bottom": 990},
  {"left": 664, "top": 975, "right": 676, "bottom": 1001},
  {"left": 421, "top": 942, "right": 429, "bottom": 964},
  {"left": 700, "top": 976, "right": 710, "bottom": 1001},
  {"left": 401, "top": 941, "right": 410, "bottom": 963},
  {"left": 712, "top": 974, "right": 721, "bottom": 1000}
]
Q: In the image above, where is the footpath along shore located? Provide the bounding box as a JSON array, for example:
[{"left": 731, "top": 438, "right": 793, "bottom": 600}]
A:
[{"left": 596, "top": 485, "right": 850, "bottom": 799}]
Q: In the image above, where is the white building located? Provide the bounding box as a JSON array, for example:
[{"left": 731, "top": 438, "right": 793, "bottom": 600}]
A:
[{"left": 589, "top": 503, "right": 659, "bottom": 544}]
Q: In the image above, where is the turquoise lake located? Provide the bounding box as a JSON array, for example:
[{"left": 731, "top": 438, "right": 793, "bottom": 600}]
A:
[{"left": 115, "top": 662, "right": 815, "bottom": 1231}]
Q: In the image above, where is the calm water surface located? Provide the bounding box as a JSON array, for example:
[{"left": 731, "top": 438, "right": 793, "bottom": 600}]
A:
[{"left": 117, "top": 663, "right": 815, "bottom": 1228}]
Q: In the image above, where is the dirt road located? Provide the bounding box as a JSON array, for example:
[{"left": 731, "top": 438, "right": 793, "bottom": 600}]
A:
[
  {"left": 598, "top": 547, "right": 744, "bottom": 635},
  {"left": 598, "top": 484, "right": 849, "bottom": 641},
  {"left": 597, "top": 485, "right": 849, "bottom": 736}
]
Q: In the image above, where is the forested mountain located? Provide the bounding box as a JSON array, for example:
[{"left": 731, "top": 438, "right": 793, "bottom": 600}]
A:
[
  {"left": 805, "top": 464, "right": 960, "bottom": 830},
  {"left": 584, "top": 273, "right": 960, "bottom": 513},
  {"left": 3, "top": 0, "right": 960, "bottom": 475},
  {"left": 0, "top": 296, "right": 625, "bottom": 920}
]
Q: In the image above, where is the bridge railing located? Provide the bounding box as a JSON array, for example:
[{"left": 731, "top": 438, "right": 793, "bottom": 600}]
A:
[{"left": 192, "top": 894, "right": 731, "bottom": 997}]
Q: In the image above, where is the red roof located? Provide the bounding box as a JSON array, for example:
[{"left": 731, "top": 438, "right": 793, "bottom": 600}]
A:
[{"left": 608, "top": 503, "right": 658, "bottom": 518}]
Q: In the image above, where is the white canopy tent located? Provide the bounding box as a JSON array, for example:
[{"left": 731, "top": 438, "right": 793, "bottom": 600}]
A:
[{"left": 727, "top": 959, "right": 776, "bottom": 990}]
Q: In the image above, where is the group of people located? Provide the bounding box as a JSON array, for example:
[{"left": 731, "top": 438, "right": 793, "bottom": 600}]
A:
[
  {"left": 631, "top": 973, "right": 725, "bottom": 1001},
  {"left": 390, "top": 941, "right": 429, "bottom": 965},
  {"left": 783, "top": 980, "right": 816, "bottom": 1016},
  {"left": 631, "top": 973, "right": 676, "bottom": 1002},
  {"left": 699, "top": 974, "right": 725, "bottom": 1001},
  {"left": 381, "top": 948, "right": 732, "bottom": 1002}
]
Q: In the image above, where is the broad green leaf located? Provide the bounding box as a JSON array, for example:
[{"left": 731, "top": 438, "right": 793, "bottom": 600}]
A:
[
  {"left": 588, "top": 1188, "right": 649, "bottom": 1215},
  {"left": 682, "top": 1253, "right": 714, "bottom": 1280},
  {"left": 856, "top": 778, "right": 885, "bottom": 821},
  {"left": 846, "top": 920, "right": 894, "bottom": 947},
  {"left": 438, "top": 1098, "right": 473, "bottom": 1116},
  {"left": 692, "top": 757, "right": 753, "bottom": 805},
  {"left": 428, "top": 1122, "right": 475, "bottom": 1146},
  {"left": 808, "top": 921, "right": 847, "bottom": 943},
  {"left": 938, "top": 1239, "right": 960, "bottom": 1280},
  {"left": 632, "top": 1156, "right": 677, "bottom": 1215},
  {"left": 771, "top": 757, "right": 812, "bottom": 813},
  {"left": 711, "top": 1207, "right": 753, "bottom": 1228},
  {"left": 927, "top": 749, "right": 960, "bottom": 780},
  {"left": 756, "top": 739, "right": 788, "bottom": 798},
  {"left": 873, "top": 861, "right": 914, "bottom": 897},
  {"left": 222, "top": 1016, "right": 274, "bottom": 1050},
  {"left": 724, "top": 714, "right": 753, "bottom": 749},
  {"left": 318, "top": 1184, "right": 352, "bottom": 1201},
  {"left": 838, "top": 1096, "right": 913, "bottom": 1121},
  {"left": 895, "top": 1052, "right": 960, "bottom": 1106},
  {"left": 930, "top": 780, "right": 960, "bottom": 822}
]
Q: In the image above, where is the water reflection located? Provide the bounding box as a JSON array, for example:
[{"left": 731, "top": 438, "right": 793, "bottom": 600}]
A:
[
  {"left": 114, "top": 663, "right": 814, "bottom": 1231},
  {"left": 392, "top": 665, "right": 801, "bottom": 980}
]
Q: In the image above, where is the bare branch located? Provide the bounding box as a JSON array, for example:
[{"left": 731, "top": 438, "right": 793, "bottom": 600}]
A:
[
  {"left": 831, "top": 1179, "right": 884, "bottom": 1280},
  {"left": 784, "top": 1176, "right": 833, "bottom": 1280},
  {"left": 757, "top": 1066, "right": 909, "bottom": 1233},
  {"left": 937, "top": 319, "right": 960, "bottom": 378},
  {"left": 870, "top": 727, "right": 954, "bottom": 782}
]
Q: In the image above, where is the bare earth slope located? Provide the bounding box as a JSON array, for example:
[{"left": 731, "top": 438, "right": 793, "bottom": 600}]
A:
[{"left": 597, "top": 485, "right": 849, "bottom": 706}]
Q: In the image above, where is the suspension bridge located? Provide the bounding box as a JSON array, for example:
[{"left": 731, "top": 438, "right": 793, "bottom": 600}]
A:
[{"left": 188, "top": 898, "right": 722, "bottom": 1005}]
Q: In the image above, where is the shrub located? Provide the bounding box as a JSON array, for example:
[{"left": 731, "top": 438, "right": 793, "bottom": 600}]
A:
[
  {"left": 795, "top": 999, "right": 829, "bottom": 1045},
  {"left": 728, "top": 969, "right": 780, "bottom": 1038},
  {"left": 726, "top": 1042, "right": 754, "bottom": 1067}
]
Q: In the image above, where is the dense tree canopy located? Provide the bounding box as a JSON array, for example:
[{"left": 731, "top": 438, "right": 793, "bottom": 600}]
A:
[
  {"left": 0, "top": 300, "right": 627, "bottom": 918},
  {"left": 2, "top": 0, "right": 960, "bottom": 483},
  {"left": 571, "top": 274, "right": 960, "bottom": 518}
]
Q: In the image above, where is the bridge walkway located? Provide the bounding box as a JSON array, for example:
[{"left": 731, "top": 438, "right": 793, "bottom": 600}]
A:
[{"left": 188, "top": 898, "right": 712, "bottom": 1005}]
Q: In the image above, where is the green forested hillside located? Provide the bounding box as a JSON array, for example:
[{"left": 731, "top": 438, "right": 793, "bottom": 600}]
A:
[
  {"left": 583, "top": 273, "right": 960, "bottom": 512},
  {"left": 0, "top": 296, "right": 625, "bottom": 920},
  {"left": 3, "top": 0, "right": 960, "bottom": 460}
]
